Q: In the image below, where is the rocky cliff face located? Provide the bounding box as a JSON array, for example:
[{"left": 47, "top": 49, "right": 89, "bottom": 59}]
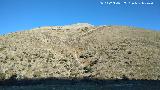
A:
[{"left": 0, "top": 23, "right": 160, "bottom": 80}]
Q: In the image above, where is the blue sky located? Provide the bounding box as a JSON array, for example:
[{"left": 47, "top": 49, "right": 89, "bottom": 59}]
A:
[{"left": 0, "top": 0, "right": 160, "bottom": 35}]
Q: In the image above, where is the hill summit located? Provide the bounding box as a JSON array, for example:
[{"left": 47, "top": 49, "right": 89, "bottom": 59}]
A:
[
  {"left": 0, "top": 23, "right": 160, "bottom": 80},
  {"left": 33, "top": 23, "right": 94, "bottom": 30}
]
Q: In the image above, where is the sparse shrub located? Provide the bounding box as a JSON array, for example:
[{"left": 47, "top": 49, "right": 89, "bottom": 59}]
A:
[
  {"left": 59, "top": 58, "right": 68, "bottom": 64},
  {"left": 57, "top": 29, "right": 62, "bottom": 30},
  {"left": 81, "top": 27, "right": 89, "bottom": 32},
  {"left": 9, "top": 74, "right": 17, "bottom": 80},
  {"left": 79, "top": 51, "right": 95, "bottom": 59},
  {"left": 28, "top": 60, "right": 31, "bottom": 62},
  {"left": 127, "top": 51, "right": 132, "bottom": 54},
  {"left": 28, "top": 64, "right": 32, "bottom": 67},
  {"left": 90, "top": 60, "right": 98, "bottom": 66},
  {"left": 84, "top": 27, "right": 88, "bottom": 30},
  {"left": 33, "top": 71, "right": 41, "bottom": 78},
  {"left": 107, "top": 25, "right": 112, "bottom": 27},
  {"left": 79, "top": 55, "right": 87, "bottom": 59},
  {"left": 121, "top": 75, "right": 129, "bottom": 80},
  {"left": 70, "top": 72, "right": 78, "bottom": 77},
  {"left": 0, "top": 73, "right": 6, "bottom": 80},
  {"left": 157, "top": 75, "right": 160, "bottom": 79},
  {"left": 111, "top": 47, "right": 118, "bottom": 50},
  {"left": 81, "top": 29, "right": 85, "bottom": 32},
  {"left": 83, "top": 66, "right": 92, "bottom": 73},
  {"left": 10, "top": 57, "right": 14, "bottom": 60},
  {"left": 60, "top": 59, "right": 68, "bottom": 62},
  {"left": 124, "top": 61, "right": 129, "bottom": 65},
  {"left": 0, "top": 47, "right": 6, "bottom": 51},
  {"left": 20, "top": 58, "right": 23, "bottom": 61},
  {"left": 1, "top": 60, "right": 7, "bottom": 63},
  {"left": 48, "top": 53, "right": 55, "bottom": 59}
]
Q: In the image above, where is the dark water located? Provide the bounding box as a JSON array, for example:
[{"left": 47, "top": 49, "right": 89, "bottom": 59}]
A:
[{"left": 0, "top": 78, "right": 160, "bottom": 90}]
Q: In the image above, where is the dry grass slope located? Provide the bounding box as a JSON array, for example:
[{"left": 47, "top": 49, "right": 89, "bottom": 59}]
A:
[{"left": 0, "top": 23, "right": 160, "bottom": 80}]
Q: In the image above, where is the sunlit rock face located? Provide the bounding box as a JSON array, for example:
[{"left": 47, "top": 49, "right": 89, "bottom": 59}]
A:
[{"left": 0, "top": 23, "right": 160, "bottom": 80}]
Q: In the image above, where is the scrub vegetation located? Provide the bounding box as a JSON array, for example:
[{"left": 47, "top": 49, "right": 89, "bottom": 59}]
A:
[{"left": 0, "top": 23, "right": 160, "bottom": 80}]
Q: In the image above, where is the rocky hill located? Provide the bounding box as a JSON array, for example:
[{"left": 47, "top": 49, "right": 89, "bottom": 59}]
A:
[{"left": 0, "top": 23, "right": 160, "bottom": 80}]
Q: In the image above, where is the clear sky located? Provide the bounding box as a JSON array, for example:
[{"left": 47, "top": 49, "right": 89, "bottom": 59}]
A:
[{"left": 0, "top": 0, "right": 160, "bottom": 35}]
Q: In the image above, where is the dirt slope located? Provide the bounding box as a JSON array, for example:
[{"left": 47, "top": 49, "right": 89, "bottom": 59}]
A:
[{"left": 0, "top": 23, "right": 160, "bottom": 80}]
